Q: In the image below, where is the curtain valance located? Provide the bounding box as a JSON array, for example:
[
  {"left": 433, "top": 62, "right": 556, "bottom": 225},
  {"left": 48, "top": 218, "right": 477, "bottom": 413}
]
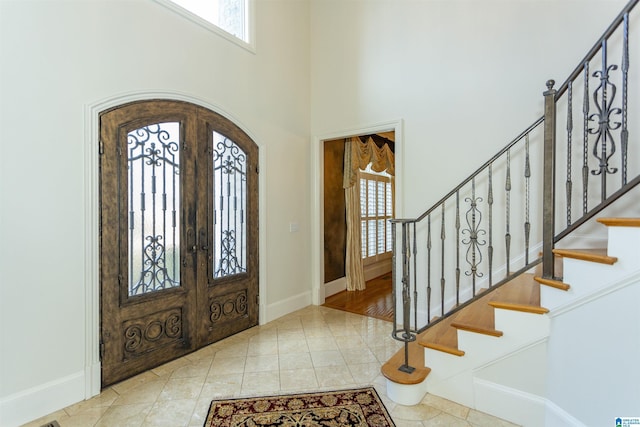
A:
[{"left": 343, "top": 137, "right": 395, "bottom": 189}]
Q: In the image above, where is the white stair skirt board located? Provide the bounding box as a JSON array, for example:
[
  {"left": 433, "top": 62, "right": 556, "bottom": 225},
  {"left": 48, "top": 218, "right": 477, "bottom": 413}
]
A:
[
  {"left": 425, "top": 369, "right": 475, "bottom": 408},
  {"left": 385, "top": 378, "right": 428, "bottom": 406},
  {"left": 473, "top": 378, "right": 546, "bottom": 427}
]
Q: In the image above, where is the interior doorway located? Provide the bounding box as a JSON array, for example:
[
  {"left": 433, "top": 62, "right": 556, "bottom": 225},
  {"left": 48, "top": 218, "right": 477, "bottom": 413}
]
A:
[{"left": 322, "top": 131, "right": 395, "bottom": 301}]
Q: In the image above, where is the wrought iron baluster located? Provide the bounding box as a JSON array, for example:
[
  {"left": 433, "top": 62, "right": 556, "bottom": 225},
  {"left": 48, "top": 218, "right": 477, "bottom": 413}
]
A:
[
  {"left": 488, "top": 164, "right": 494, "bottom": 286},
  {"left": 427, "top": 214, "right": 432, "bottom": 323},
  {"left": 524, "top": 134, "right": 531, "bottom": 265},
  {"left": 412, "top": 221, "right": 418, "bottom": 331},
  {"left": 583, "top": 62, "right": 590, "bottom": 214},
  {"left": 399, "top": 222, "right": 415, "bottom": 374},
  {"left": 589, "top": 38, "right": 621, "bottom": 201},
  {"left": 566, "top": 81, "right": 573, "bottom": 227},
  {"left": 505, "top": 149, "right": 511, "bottom": 276},
  {"left": 463, "top": 178, "right": 485, "bottom": 296},
  {"left": 440, "top": 203, "right": 445, "bottom": 317},
  {"left": 455, "top": 191, "right": 460, "bottom": 305},
  {"left": 621, "top": 12, "right": 629, "bottom": 185}
]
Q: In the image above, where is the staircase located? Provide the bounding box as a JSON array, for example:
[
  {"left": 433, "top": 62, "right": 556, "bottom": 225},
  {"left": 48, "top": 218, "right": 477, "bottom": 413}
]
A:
[
  {"left": 381, "top": 1, "right": 640, "bottom": 425},
  {"left": 383, "top": 218, "right": 640, "bottom": 425}
]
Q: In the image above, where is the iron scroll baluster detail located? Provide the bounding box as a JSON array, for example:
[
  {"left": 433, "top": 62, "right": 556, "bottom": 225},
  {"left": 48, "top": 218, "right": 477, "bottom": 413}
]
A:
[
  {"left": 589, "top": 39, "right": 621, "bottom": 201},
  {"left": 461, "top": 178, "right": 486, "bottom": 296},
  {"left": 127, "top": 123, "right": 180, "bottom": 296},
  {"left": 213, "top": 135, "right": 248, "bottom": 278}
]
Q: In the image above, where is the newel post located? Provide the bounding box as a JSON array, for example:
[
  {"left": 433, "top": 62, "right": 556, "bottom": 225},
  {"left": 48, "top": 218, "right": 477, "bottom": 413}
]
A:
[{"left": 542, "top": 80, "right": 557, "bottom": 279}]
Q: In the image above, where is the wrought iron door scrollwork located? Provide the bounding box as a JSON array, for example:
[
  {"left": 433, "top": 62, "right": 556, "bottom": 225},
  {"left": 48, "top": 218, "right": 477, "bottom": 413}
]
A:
[
  {"left": 127, "top": 123, "right": 181, "bottom": 296},
  {"left": 213, "top": 135, "right": 248, "bottom": 278}
]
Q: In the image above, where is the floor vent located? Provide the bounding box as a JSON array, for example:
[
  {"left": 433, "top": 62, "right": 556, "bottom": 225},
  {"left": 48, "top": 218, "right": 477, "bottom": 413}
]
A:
[{"left": 40, "top": 422, "right": 60, "bottom": 427}]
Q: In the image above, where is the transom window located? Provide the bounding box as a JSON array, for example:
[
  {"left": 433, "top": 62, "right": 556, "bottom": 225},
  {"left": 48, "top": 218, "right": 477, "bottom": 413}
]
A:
[{"left": 157, "top": 0, "right": 253, "bottom": 49}]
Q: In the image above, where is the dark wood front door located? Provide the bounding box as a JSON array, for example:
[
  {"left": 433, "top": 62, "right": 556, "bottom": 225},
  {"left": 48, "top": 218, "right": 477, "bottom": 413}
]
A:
[{"left": 99, "top": 100, "right": 258, "bottom": 387}]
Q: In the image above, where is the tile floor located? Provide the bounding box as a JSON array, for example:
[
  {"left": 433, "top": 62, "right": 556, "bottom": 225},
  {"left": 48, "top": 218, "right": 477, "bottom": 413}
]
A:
[{"left": 23, "top": 306, "right": 519, "bottom": 427}]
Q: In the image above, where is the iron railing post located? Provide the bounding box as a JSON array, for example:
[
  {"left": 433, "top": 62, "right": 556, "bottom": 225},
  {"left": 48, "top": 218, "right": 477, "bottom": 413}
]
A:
[
  {"left": 399, "top": 222, "right": 415, "bottom": 373},
  {"left": 543, "top": 80, "right": 557, "bottom": 279}
]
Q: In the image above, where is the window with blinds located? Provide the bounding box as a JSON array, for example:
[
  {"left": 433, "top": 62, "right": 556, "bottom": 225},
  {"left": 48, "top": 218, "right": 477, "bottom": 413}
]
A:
[{"left": 359, "top": 170, "right": 393, "bottom": 264}]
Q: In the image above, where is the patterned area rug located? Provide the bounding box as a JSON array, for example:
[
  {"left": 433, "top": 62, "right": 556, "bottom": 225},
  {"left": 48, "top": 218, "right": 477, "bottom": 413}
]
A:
[{"left": 203, "top": 386, "right": 395, "bottom": 426}]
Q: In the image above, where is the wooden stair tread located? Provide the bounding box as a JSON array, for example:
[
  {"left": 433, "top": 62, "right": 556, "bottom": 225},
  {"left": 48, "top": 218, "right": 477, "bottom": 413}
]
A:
[
  {"left": 552, "top": 248, "right": 617, "bottom": 265},
  {"left": 381, "top": 335, "right": 431, "bottom": 385},
  {"left": 488, "top": 301, "right": 549, "bottom": 314},
  {"left": 534, "top": 276, "right": 570, "bottom": 291},
  {"left": 419, "top": 274, "right": 541, "bottom": 353},
  {"left": 597, "top": 217, "right": 640, "bottom": 227},
  {"left": 418, "top": 314, "right": 461, "bottom": 354}
]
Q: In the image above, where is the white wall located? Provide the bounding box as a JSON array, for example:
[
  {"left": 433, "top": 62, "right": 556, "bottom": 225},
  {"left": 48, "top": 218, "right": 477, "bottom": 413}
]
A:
[
  {"left": 310, "top": 0, "right": 628, "bottom": 217},
  {"left": 0, "top": 0, "right": 310, "bottom": 425},
  {"left": 546, "top": 275, "right": 640, "bottom": 426}
]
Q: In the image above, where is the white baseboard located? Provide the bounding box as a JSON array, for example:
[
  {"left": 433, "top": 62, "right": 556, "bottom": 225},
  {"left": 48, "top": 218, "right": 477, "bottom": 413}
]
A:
[
  {"left": 473, "top": 378, "right": 546, "bottom": 427},
  {"left": 0, "top": 371, "right": 86, "bottom": 427},
  {"left": 470, "top": 378, "right": 587, "bottom": 427},
  {"left": 324, "top": 276, "right": 346, "bottom": 298},
  {"left": 363, "top": 261, "right": 391, "bottom": 282},
  {"left": 264, "top": 290, "right": 311, "bottom": 323},
  {"left": 544, "top": 399, "right": 588, "bottom": 427}
]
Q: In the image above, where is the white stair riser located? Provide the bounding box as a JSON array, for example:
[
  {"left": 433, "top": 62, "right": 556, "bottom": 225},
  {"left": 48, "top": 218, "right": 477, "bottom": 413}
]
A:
[{"left": 607, "top": 227, "right": 640, "bottom": 269}]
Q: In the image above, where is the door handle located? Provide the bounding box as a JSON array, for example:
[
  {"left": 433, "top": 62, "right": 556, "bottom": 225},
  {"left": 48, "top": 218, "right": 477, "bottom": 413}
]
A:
[{"left": 199, "top": 229, "right": 209, "bottom": 252}]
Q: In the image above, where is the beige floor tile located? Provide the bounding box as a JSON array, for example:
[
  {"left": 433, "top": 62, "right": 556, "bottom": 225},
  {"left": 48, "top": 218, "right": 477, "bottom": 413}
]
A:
[
  {"left": 112, "top": 378, "right": 168, "bottom": 406},
  {"left": 279, "top": 352, "right": 313, "bottom": 370},
  {"left": 212, "top": 341, "right": 249, "bottom": 359},
  {"left": 310, "top": 349, "right": 346, "bottom": 367},
  {"left": 94, "top": 403, "right": 153, "bottom": 427},
  {"left": 277, "top": 329, "right": 306, "bottom": 341},
  {"left": 421, "top": 393, "right": 470, "bottom": 419},
  {"left": 142, "top": 399, "right": 197, "bottom": 427},
  {"left": 110, "top": 371, "right": 162, "bottom": 395},
  {"left": 244, "top": 354, "right": 279, "bottom": 372},
  {"left": 188, "top": 397, "right": 215, "bottom": 427},
  {"left": 150, "top": 357, "right": 193, "bottom": 378},
  {"left": 347, "top": 361, "right": 383, "bottom": 384},
  {"left": 391, "top": 402, "right": 442, "bottom": 421},
  {"left": 20, "top": 305, "right": 517, "bottom": 427},
  {"left": 157, "top": 377, "right": 205, "bottom": 401},
  {"left": 57, "top": 407, "right": 110, "bottom": 427},
  {"left": 210, "top": 354, "right": 246, "bottom": 374},
  {"left": 240, "top": 371, "right": 280, "bottom": 395},
  {"left": 466, "top": 409, "right": 521, "bottom": 426},
  {"left": 246, "top": 339, "right": 279, "bottom": 356},
  {"left": 340, "top": 347, "right": 379, "bottom": 364},
  {"left": 334, "top": 334, "right": 368, "bottom": 350},
  {"left": 421, "top": 412, "right": 472, "bottom": 426},
  {"left": 170, "top": 357, "right": 213, "bottom": 379},
  {"left": 314, "top": 365, "right": 355, "bottom": 388},
  {"left": 280, "top": 368, "right": 319, "bottom": 390},
  {"left": 201, "top": 372, "right": 243, "bottom": 398},
  {"left": 277, "top": 337, "right": 309, "bottom": 354},
  {"left": 306, "top": 336, "right": 339, "bottom": 351},
  {"left": 63, "top": 388, "right": 119, "bottom": 416}
]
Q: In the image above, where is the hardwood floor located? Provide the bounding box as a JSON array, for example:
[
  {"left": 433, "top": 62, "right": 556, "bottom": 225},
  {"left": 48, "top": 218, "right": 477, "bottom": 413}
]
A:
[{"left": 322, "top": 273, "right": 394, "bottom": 322}]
